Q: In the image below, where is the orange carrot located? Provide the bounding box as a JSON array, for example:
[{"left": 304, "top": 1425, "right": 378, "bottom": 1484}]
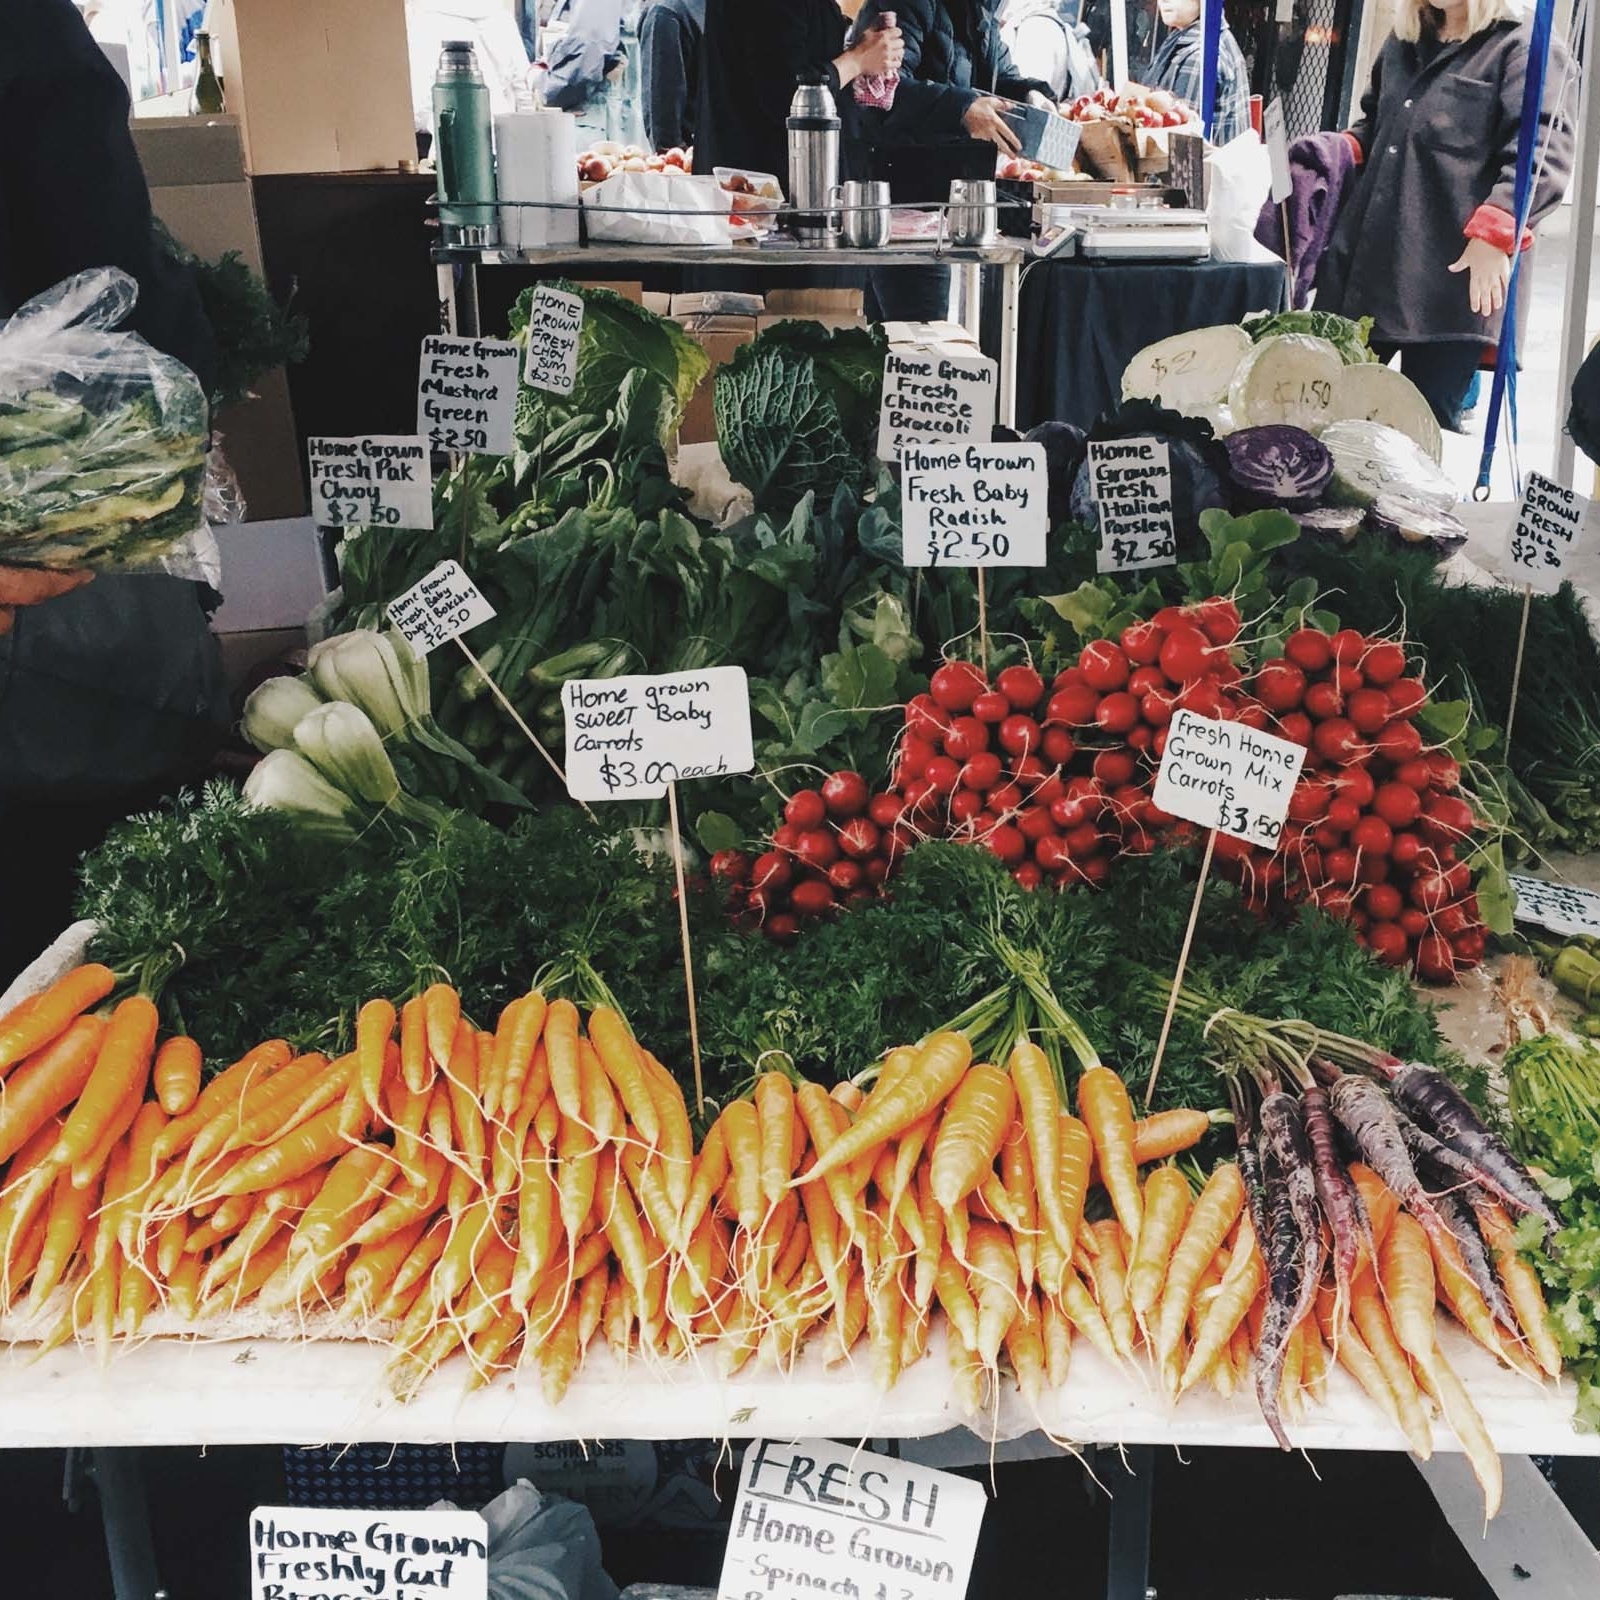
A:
[
  {"left": 589, "top": 1005, "right": 661, "bottom": 1147},
  {"left": 0, "top": 964, "right": 114, "bottom": 1075},
  {"left": 398, "top": 994, "right": 430, "bottom": 1094},
  {"left": 443, "top": 1019, "right": 487, "bottom": 1175},
  {"left": 1350, "top": 1266, "right": 1431, "bottom": 1458},
  {"left": 68, "top": 1083, "right": 144, "bottom": 1191},
  {"left": 152, "top": 1037, "right": 202, "bottom": 1117},
  {"left": 1153, "top": 1161, "right": 1244, "bottom": 1383},
  {"left": 1347, "top": 1162, "right": 1397, "bottom": 1266},
  {"left": 1475, "top": 1198, "right": 1562, "bottom": 1378},
  {"left": 25, "top": 1166, "right": 99, "bottom": 1313},
  {"left": 498, "top": 993, "right": 549, "bottom": 1119},
  {"left": 1126, "top": 1164, "right": 1191, "bottom": 1317},
  {"left": 152, "top": 1039, "right": 291, "bottom": 1163},
  {"left": 1179, "top": 1210, "right": 1263, "bottom": 1393},
  {"left": 52, "top": 996, "right": 158, "bottom": 1168},
  {"left": 543, "top": 998, "right": 583, "bottom": 1120},
  {"left": 212, "top": 1104, "right": 351, "bottom": 1197},
  {"left": 721, "top": 1098, "right": 763, "bottom": 1231},
  {"left": 421, "top": 983, "right": 460, "bottom": 1077},
  {"left": 1077, "top": 1065, "right": 1141, "bottom": 1247},
  {"left": 0, "top": 1014, "right": 105, "bottom": 1164},
  {"left": 640, "top": 1051, "right": 693, "bottom": 1213},
  {"left": 930, "top": 1062, "right": 1015, "bottom": 1209},
  {"left": 354, "top": 997, "right": 397, "bottom": 1115},
  {"left": 1087, "top": 1218, "right": 1136, "bottom": 1358},
  {"left": 1057, "top": 1112, "right": 1093, "bottom": 1250},
  {"left": 754, "top": 1071, "right": 797, "bottom": 1207},
  {"left": 804, "top": 1032, "right": 971, "bottom": 1182}
]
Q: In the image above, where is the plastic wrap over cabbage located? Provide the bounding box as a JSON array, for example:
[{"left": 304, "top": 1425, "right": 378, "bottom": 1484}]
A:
[{"left": 1321, "top": 419, "right": 1457, "bottom": 512}]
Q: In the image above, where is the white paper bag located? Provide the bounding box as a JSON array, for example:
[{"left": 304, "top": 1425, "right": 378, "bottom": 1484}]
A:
[{"left": 580, "top": 173, "right": 732, "bottom": 246}]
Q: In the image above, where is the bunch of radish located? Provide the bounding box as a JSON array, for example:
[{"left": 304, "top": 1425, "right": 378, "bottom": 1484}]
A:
[{"left": 725, "top": 599, "right": 1487, "bottom": 979}]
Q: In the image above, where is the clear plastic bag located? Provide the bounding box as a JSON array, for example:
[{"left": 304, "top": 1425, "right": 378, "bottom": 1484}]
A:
[
  {"left": 0, "top": 266, "right": 214, "bottom": 576},
  {"left": 432, "top": 1481, "right": 619, "bottom": 1600}
]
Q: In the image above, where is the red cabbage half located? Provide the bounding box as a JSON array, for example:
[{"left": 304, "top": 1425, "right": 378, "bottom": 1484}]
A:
[{"left": 1223, "top": 425, "right": 1334, "bottom": 510}]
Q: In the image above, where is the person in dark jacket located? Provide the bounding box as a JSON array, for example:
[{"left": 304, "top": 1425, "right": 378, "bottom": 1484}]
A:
[
  {"left": 0, "top": 0, "right": 227, "bottom": 981},
  {"left": 855, "top": 0, "right": 1053, "bottom": 320},
  {"left": 640, "top": 0, "right": 705, "bottom": 153},
  {"left": 694, "top": 0, "right": 902, "bottom": 183},
  {"left": 1315, "top": 0, "right": 1574, "bottom": 431}
]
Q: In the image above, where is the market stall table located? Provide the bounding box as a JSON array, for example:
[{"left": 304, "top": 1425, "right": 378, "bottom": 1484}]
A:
[
  {"left": 434, "top": 239, "right": 1026, "bottom": 425},
  {"left": 985, "top": 254, "right": 1290, "bottom": 431}
]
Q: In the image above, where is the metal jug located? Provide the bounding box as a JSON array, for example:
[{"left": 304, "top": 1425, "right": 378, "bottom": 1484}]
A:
[
  {"left": 835, "top": 180, "right": 892, "bottom": 249},
  {"left": 787, "top": 79, "right": 841, "bottom": 245},
  {"left": 947, "top": 178, "right": 998, "bottom": 249}
]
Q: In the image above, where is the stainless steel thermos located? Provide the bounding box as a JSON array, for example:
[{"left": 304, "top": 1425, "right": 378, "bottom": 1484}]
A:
[{"left": 787, "top": 79, "right": 841, "bottom": 245}]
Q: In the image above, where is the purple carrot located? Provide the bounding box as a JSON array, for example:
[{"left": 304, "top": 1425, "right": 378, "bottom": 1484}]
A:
[
  {"left": 1378, "top": 1061, "right": 1561, "bottom": 1234},
  {"left": 1301, "top": 1081, "right": 1370, "bottom": 1329},
  {"left": 1253, "top": 1090, "right": 1323, "bottom": 1451},
  {"left": 1231, "top": 1076, "right": 1273, "bottom": 1253},
  {"left": 1431, "top": 1187, "right": 1514, "bottom": 1330}
]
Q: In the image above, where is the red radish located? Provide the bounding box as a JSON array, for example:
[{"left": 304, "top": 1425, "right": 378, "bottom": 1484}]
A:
[
  {"left": 1334, "top": 664, "right": 1365, "bottom": 695},
  {"left": 901, "top": 777, "right": 938, "bottom": 815},
  {"left": 1304, "top": 681, "right": 1345, "bottom": 721},
  {"left": 1050, "top": 795, "right": 1092, "bottom": 829},
  {"left": 1324, "top": 848, "right": 1358, "bottom": 883},
  {"left": 1140, "top": 688, "right": 1176, "bottom": 727},
  {"left": 1053, "top": 666, "right": 1088, "bottom": 690},
  {"left": 1346, "top": 688, "right": 1390, "bottom": 735},
  {"left": 924, "top": 755, "right": 961, "bottom": 794},
  {"left": 988, "top": 782, "right": 1024, "bottom": 814},
  {"left": 1285, "top": 628, "right": 1334, "bottom": 672},
  {"left": 1423, "top": 794, "right": 1474, "bottom": 842},
  {"left": 1443, "top": 861, "right": 1472, "bottom": 897},
  {"left": 905, "top": 693, "right": 950, "bottom": 740},
  {"left": 1017, "top": 807, "right": 1056, "bottom": 842},
  {"left": 1399, "top": 907, "right": 1427, "bottom": 937},
  {"left": 999, "top": 714, "right": 1042, "bottom": 756},
  {"left": 1386, "top": 677, "right": 1428, "bottom": 718},
  {"left": 1178, "top": 680, "right": 1226, "bottom": 718},
  {"left": 1375, "top": 783, "right": 1423, "bottom": 828},
  {"left": 1331, "top": 628, "right": 1366, "bottom": 665},
  {"left": 942, "top": 716, "right": 990, "bottom": 760},
  {"left": 1289, "top": 778, "right": 1331, "bottom": 822},
  {"left": 865, "top": 857, "right": 891, "bottom": 886},
  {"left": 771, "top": 823, "right": 801, "bottom": 851},
  {"left": 1435, "top": 902, "right": 1473, "bottom": 938},
  {"left": 710, "top": 848, "right": 751, "bottom": 884},
  {"left": 785, "top": 789, "right": 826, "bottom": 829},
  {"left": 1159, "top": 626, "right": 1214, "bottom": 683},
  {"left": 1035, "top": 834, "right": 1071, "bottom": 871},
  {"left": 950, "top": 789, "right": 985, "bottom": 824},
  {"left": 1278, "top": 711, "right": 1313, "bottom": 747},
  {"left": 1152, "top": 604, "right": 1188, "bottom": 631},
  {"left": 1410, "top": 872, "right": 1451, "bottom": 913},
  {"left": 1093, "top": 749, "right": 1137, "bottom": 787},
  {"left": 1011, "top": 754, "right": 1049, "bottom": 786},
  {"left": 1065, "top": 823, "right": 1101, "bottom": 858},
  {"left": 1415, "top": 934, "right": 1456, "bottom": 982},
  {"left": 1357, "top": 855, "right": 1390, "bottom": 887},
  {"left": 898, "top": 735, "right": 935, "bottom": 779},
  {"left": 1031, "top": 772, "right": 1067, "bottom": 805},
  {"left": 997, "top": 664, "right": 1046, "bottom": 710},
  {"left": 1424, "top": 751, "right": 1462, "bottom": 791},
  {"left": 1128, "top": 725, "right": 1154, "bottom": 750},
  {"left": 1081, "top": 855, "right": 1112, "bottom": 886},
  {"left": 1362, "top": 641, "right": 1406, "bottom": 685},
  {"left": 972, "top": 690, "right": 1010, "bottom": 724},
  {"left": 744, "top": 884, "right": 778, "bottom": 920},
  {"left": 1374, "top": 720, "right": 1424, "bottom": 765},
  {"left": 1331, "top": 765, "right": 1376, "bottom": 808},
  {"left": 930, "top": 660, "right": 986, "bottom": 712},
  {"left": 1079, "top": 640, "right": 1131, "bottom": 691},
  {"left": 790, "top": 879, "right": 836, "bottom": 917},
  {"left": 1395, "top": 758, "right": 1433, "bottom": 792},
  {"left": 794, "top": 830, "right": 838, "bottom": 870},
  {"left": 983, "top": 824, "right": 1027, "bottom": 866},
  {"left": 1153, "top": 728, "right": 1169, "bottom": 758},
  {"left": 1042, "top": 727, "right": 1076, "bottom": 765},
  {"left": 1013, "top": 862, "right": 1045, "bottom": 891},
  {"left": 1110, "top": 784, "right": 1150, "bottom": 823},
  {"left": 1313, "top": 717, "right": 1363, "bottom": 764},
  {"left": 1095, "top": 693, "right": 1139, "bottom": 735},
  {"left": 821, "top": 770, "right": 868, "bottom": 816},
  {"left": 1121, "top": 620, "right": 1164, "bottom": 665},
  {"left": 828, "top": 858, "right": 865, "bottom": 893},
  {"left": 765, "top": 913, "right": 801, "bottom": 944},
  {"left": 1325, "top": 796, "right": 1361, "bottom": 832},
  {"left": 1046, "top": 685, "right": 1100, "bottom": 726},
  {"left": 961, "top": 751, "right": 1003, "bottom": 790},
  {"left": 752, "top": 851, "right": 792, "bottom": 890},
  {"left": 868, "top": 792, "right": 904, "bottom": 828},
  {"left": 1366, "top": 882, "right": 1403, "bottom": 920},
  {"left": 1195, "top": 596, "right": 1242, "bottom": 644},
  {"left": 1351, "top": 815, "right": 1394, "bottom": 855},
  {"left": 1368, "top": 921, "right": 1410, "bottom": 965},
  {"left": 1255, "top": 658, "right": 1306, "bottom": 712},
  {"left": 1127, "top": 664, "right": 1166, "bottom": 697},
  {"left": 837, "top": 817, "right": 881, "bottom": 859},
  {"left": 884, "top": 824, "right": 918, "bottom": 863}
]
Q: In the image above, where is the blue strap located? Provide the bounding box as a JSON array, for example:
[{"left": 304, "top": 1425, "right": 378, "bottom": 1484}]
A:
[
  {"left": 1201, "top": 0, "right": 1223, "bottom": 140},
  {"left": 1474, "top": 0, "right": 1558, "bottom": 497}
]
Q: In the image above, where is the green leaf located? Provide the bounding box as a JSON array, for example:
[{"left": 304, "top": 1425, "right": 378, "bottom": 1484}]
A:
[
  {"left": 1475, "top": 838, "right": 1515, "bottom": 937},
  {"left": 822, "top": 643, "right": 898, "bottom": 710},
  {"left": 695, "top": 810, "right": 744, "bottom": 854},
  {"left": 1036, "top": 581, "right": 1114, "bottom": 638},
  {"left": 1416, "top": 698, "right": 1472, "bottom": 748}
]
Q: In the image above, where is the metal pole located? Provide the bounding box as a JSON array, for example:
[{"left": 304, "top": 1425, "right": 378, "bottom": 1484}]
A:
[
  {"left": 1105, "top": 1445, "right": 1156, "bottom": 1600},
  {"left": 1556, "top": 25, "right": 1599, "bottom": 486},
  {"left": 999, "top": 259, "right": 1020, "bottom": 428},
  {"left": 1111, "top": 0, "right": 1131, "bottom": 89},
  {"left": 93, "top": 1448, "right": 165, "bottom": 1600}
]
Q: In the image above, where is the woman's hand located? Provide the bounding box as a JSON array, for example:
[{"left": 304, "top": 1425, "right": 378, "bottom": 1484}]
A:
[
  {"left": 0, "top": 565, "right": 91, "bottom": 637},
  {"left": 963, "top": 97, "right": 1022, "bottom": 152},
  {"left": 1449, "top": 237, "right": 1512, "bottom": 318},
  {"left": 846, "top": 22, "right": 904, "bottom": 83}
]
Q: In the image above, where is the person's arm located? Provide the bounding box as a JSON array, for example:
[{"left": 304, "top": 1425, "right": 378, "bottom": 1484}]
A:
[
  {"left": 640, "top": 7, "right": 691, "bottom": 150},
  {"left": 864, "top": 0, "right": 1008, "bottom": 148},
  {"left": 0, "top": 568, "right": 92, "bottom": 639},
  {"left": 0, "top": 24, "right": 215, "bottom": 394},
  {"left": 1452, "top": 30, "right": 1577, "bottom": 317}
]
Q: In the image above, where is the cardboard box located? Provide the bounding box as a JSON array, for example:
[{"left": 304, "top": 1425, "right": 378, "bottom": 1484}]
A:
[
  {"left": 209, "top": 0, "right": 414, "bottom": 175},
  {"left": 756, "top": 313, "right": 866, "bottom": 334},
  {"left": 765, "top": 286, "right": 864, "bottom": 316},
  {"left": 1075, "top": 120, "right": 1138, "bottom": 183},
  {"left": 677, "top": 315, "right": 757, "bottom": 446},
  {"left": 881, "top": 320, "right": 979, "bottom": 348}
]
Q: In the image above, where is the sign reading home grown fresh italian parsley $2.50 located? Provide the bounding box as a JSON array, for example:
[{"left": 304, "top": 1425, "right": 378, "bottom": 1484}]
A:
[
  {"left": 716, "top": 1439, "right": 986, "bottom": 1600},
  {"left": 1152, "top": 709, "right": 1306, "bottom": 849}
]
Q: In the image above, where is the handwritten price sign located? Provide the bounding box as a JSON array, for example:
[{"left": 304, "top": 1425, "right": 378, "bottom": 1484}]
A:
[
  {"left": 1507, "top": 471, "right": 1591, "bottom": 595},
  {"left": 1509, "top": 873, "right": 1600, "bottom": 940},
  {"left": 1152, "top": 709, "right": 1305, "bottom": 849},
  {"left": 523, "top": 285, "right": 584, "bottom": 396},
  {"left": 250, "top": 1506, "right": 488, "bottom": 1600},
  {"left": 307, "top": 437, "right": 434, "bottom": 531},
  {"left": 417, "top": 336, "right": 520, "bottom": 455},
  {"left": 561, "top": 667, "right": 754, "bottom": 802},
  {"left": 1089, "top": 437, "right": 1177, "bottom": 574},
  {"left": 901, "top": 442, "right": 1047, "bottom": 568},
  {"left": 386, "top": 560, "right": 497, "bottom": 658},
  {"left": 877, "top": 346, "right": 996, "bottom": 463}
]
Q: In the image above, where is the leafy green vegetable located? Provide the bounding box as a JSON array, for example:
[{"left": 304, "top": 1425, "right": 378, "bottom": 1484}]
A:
[
  {"left": 509, "top": 281, "right": 708, "bottom": 444},
  {"left": 714, "top": 321, "right": 887, "bottom": 514},
  {"left": 1242, "top": 308, "right": 1377, "bottom": 365}
]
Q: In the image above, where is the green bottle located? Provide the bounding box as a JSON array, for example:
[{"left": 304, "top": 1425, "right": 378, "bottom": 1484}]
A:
[
  {"left": 433, "top": 41, "right": 499, "bottom": 248},
  {"left": 191, "top": 31, "right": 224, "bottom": 115}
]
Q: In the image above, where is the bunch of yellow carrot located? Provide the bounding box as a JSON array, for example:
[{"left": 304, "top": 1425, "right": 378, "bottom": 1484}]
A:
[{"left": 0, "top": 962, "right": 1559, "bottom": 1511}]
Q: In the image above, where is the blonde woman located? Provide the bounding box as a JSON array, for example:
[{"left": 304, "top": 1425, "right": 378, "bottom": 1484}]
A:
[{"left": 1313, "top": 0, "right": 1574, "bottom": 431}]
